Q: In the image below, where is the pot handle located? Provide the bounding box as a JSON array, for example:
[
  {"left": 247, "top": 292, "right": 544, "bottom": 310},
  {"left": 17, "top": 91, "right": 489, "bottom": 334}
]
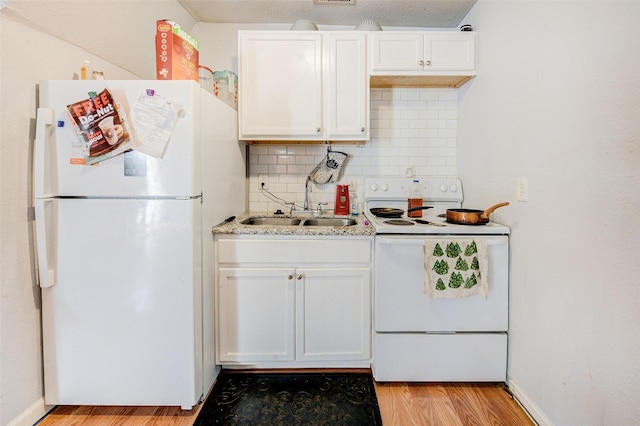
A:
[
  {"left": 480, "top": 202, "right": 510, "bottom": 219},
  {"left": 407, "top": 206, "right": 434, "bottom": 212}
]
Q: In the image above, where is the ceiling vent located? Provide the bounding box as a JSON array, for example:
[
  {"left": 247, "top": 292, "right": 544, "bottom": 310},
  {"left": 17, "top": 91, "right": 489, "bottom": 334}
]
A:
[{"left": 313, "top": 0, "right": 356, "bottom": 4}]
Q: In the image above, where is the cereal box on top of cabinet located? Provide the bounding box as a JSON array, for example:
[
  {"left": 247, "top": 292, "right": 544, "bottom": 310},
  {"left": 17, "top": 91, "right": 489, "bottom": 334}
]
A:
[{"left": 155, "top": 19, "right": 199, "bottom": 81}]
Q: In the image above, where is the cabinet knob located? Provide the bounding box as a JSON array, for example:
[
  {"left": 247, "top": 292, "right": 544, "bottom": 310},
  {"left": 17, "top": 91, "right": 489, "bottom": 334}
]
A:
[
  {"left": 288, "top": 274, "right": 294, "bottom": 280},
  {"left": 316, "top": 128, "right": 321, "bottom": 133},
  {"left": 296, "top": 274, "right": 303, "bottom": 280},
  {"left": 419, "top": 60, "right": 424, "bottom": 66},
  {"left": 425, "top": 60, "right": 432, "bottom": 66},
  {"left": 361, "top": 127, "right": 365, "bottom": 133}
]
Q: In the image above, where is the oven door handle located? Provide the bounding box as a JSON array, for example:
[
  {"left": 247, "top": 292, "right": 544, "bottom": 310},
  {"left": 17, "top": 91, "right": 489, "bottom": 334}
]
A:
[{"left": 376, "top": 237, "right": 507, "bottom": 246}]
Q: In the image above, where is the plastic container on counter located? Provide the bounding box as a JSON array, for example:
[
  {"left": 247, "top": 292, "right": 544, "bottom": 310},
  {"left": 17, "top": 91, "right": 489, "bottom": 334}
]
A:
[{"left": 198, "top": 65, "right": 214, "bottom": 94}]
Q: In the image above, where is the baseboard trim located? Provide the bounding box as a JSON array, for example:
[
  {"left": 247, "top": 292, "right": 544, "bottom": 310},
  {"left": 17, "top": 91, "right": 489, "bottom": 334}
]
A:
[
  {"left": 507, "top": 378, "right": 554, "bottom": 426},
  {"left": 7, "top": 397, "right": 54, "bottom": 426}
]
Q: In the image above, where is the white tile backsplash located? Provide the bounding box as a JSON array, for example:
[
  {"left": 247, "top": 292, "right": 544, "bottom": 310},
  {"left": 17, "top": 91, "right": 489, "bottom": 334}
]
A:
[{"left": 248, "top": 88, "right": 458, "bottom": 213}]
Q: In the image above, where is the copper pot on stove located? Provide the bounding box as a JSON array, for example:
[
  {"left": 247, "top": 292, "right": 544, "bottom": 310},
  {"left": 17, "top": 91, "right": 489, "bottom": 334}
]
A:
[{"left": 446, "top": 202, "right": 509, "bottom": 225}]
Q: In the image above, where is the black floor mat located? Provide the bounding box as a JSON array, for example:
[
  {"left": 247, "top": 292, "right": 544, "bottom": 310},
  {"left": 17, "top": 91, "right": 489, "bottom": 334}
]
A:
[{"left": 194, "top": 371, "right": 383, "bottom": 425}]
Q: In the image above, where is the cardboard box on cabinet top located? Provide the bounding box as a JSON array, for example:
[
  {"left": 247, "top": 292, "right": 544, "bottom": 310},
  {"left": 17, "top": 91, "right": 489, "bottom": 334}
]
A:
[{"left": 155, "top": 19, "right": 199, "bottom": 81}]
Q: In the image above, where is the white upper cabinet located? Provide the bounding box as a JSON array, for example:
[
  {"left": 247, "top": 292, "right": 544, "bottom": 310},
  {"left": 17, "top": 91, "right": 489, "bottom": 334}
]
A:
[
  {"left": 238, "top": 31, "right": 368, "bottom": 142},
  {"left": 238, "top": 32, "right": 323, "bottom": 140},
  {"left": 324, "top": 33, "right": 368, "bottom": 140},
  {"left": 370, "top": 32, "right": 476, "bottom": 88}
]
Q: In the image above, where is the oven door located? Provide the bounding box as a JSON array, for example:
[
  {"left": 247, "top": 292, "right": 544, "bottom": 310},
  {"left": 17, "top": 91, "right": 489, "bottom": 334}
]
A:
[{"left": 375, "top": 235, "right": 509, "bottom": 332}]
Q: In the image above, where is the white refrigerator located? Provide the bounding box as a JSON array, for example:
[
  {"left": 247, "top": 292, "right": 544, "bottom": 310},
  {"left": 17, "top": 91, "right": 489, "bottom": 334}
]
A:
[{"left": 34, "top": 80, "right": 246, "bottom": 409}]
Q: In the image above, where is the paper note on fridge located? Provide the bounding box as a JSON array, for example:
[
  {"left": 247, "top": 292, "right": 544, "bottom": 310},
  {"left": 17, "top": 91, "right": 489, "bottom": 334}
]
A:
[
  {"left": 128, "top": 89, "right": 183, "bottom": 158},
  {"left": 66, "top": 88, "right": 135, "bottom": 165}
]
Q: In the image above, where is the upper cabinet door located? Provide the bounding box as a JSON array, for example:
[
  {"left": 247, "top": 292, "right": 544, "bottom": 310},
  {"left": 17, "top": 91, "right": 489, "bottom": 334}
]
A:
[
  {"left": 370, "top": 33, "right": 425, "bottom": 72},
  {"left": 370, "top": 32, "right": 476, "bottom": 74},
  {"left": 324, "top": 33, "right": 369, "bottom": 140},
  {"left": 238, "top": 32, "right": 323, "bottom": 139},
  {"left": 424, "top": 33, "right": 476, "bottom": 71}
]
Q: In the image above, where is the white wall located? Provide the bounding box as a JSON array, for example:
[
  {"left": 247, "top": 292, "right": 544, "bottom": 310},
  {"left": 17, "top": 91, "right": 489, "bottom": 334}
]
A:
[
  {"left": 458, "top": 1, "right": 640, "bottom": 425},
  {"left": 0, "top": 16, "right": 139, "bottom": 426}
]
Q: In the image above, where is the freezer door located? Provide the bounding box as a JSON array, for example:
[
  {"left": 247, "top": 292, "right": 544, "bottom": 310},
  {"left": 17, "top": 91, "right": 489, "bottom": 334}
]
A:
[
  {"left": 41, "top": 198, "right": 203, "bottom": 407},
  {"left": 36, "top": 80, "right": 203, "bottom": 197}
]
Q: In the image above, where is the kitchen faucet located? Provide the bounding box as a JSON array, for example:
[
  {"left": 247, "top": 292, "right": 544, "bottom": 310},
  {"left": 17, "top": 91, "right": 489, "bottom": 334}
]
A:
[{"left": 303, "top": 177, "right": 311, "bottom": 211}]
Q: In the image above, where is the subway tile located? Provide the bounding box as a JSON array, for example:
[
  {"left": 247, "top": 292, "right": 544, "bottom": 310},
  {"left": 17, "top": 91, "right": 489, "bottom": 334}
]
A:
[
  {"left": 439, "top": 110, "right": 458, "bottom": 120},
  {"left": 438, "top": 128, "right": 457, "bottom": 138},
  {"left": 408, "top": 119, "right": 428, "bottom": 129},
  {"left": 419, "top": 110, "right": 439, "bottom": 120},
  {"left": 372, "top": 119, "right": 390, "bottom": 129},
  {"left": 278, "top": 155, "right": 296, "bottom": 165},
  {"left": 269, "top": 146, "right": 288, "bottom": 155},
  {"left": 285, "top": 145, "right": 304, "bottom": 154},
  {"left": 287, "top": 164, "right": 308, "bottom": 174},
  {"left": 250, "top": 145, "right": 270, "bottom": 155},
  {"left": 427, "top": 119, "right": 447, "bottom": 129},
  {"left": 407, "top": 100, "right": 428, "bottom": 109},
  {"left": 390, "top": 119, "right": 409, "bottom": 128},
  {"left": 250, "top": 164, "right": 269, "bottom": 174},
  {"left": 419, "top": 91, "right": 440, "bottom": 101},
  {"left": 259, "top": 155, "right": 277, "bottom": 164},
  {"left": 401, "top": 91, "right": 420, "bottom": 101},
  {"left": 296, "top": 155, "right": 317, "bottom": 165},
  {"left": 438, "top": 91, "right": 457, "bottom": 101},
  {"left": 268, "top": 164, "right": 287, "bottom": 174}
]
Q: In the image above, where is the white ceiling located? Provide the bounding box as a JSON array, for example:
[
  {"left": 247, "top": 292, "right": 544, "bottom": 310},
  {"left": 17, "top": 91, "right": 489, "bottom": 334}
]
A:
[
  {"left": 2, "top": 0, "right": 475, "bottom": 79},
  {"left": 178, "top": 0, "right": 476, "bottom": 28}
]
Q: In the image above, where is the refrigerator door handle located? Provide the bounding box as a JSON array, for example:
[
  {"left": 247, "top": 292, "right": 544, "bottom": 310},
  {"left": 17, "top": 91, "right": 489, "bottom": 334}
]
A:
[
  {"left": 35, "top": 198, "right": 57, "bottom": 288},
  {"left": 34, "top": 107, "right": 55, "bottom": 199}
]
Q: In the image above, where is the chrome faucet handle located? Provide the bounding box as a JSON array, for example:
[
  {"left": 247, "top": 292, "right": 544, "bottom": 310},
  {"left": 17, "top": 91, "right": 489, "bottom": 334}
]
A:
[
  {"left": 317, "top": 202, "right": 328, "bottom": 214},
  {"left": 285, "top": 202, "right": 296, "bottom": 214}
]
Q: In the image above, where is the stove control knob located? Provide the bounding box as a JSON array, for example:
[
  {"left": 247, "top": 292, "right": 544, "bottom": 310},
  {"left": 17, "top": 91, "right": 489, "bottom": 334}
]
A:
[
  {"left": 381, "top": 184, "right": 389, "bottom": 192},
  {"left": 440, "top": 184, "right": 448, "bottom": 192},
  {"left": 450, "top": 184, "right": 458, "bottom": 192},
  {"left": 370, "top": 183, "right": 379, "bottom": 192}
]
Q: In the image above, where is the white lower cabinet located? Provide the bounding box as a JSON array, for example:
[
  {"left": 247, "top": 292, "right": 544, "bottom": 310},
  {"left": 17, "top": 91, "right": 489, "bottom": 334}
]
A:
[
  {"left": 215, "top": 236, "right": 373, "bottom": 368},
  {"left": 218, "top": 267, "right": 295, "bottom": 362}
]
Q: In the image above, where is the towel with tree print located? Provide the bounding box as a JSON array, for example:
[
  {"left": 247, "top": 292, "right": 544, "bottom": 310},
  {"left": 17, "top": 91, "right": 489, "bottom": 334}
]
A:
[{"left": 424, "top": 239, "right": 488, "bottom": 298}]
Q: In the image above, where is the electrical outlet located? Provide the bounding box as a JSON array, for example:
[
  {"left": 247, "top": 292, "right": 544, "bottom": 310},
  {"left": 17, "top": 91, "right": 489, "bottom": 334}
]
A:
[
  {"left": 259, "top": 175, "right": 268, "bottom": 190},
  {"left": 517, "top": 178, "right": 528, "bottom": 201}
]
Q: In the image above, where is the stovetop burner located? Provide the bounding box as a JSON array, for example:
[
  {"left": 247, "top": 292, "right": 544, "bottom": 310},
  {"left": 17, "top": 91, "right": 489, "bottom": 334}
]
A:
[{"left": 383, "top": 219, "right": 414, "bottom": 226}]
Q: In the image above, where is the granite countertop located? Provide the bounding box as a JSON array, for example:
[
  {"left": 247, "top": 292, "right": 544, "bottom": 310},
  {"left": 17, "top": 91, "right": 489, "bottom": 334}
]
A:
[{"left": 212, "top": 212, "right": 376, "bottom": 236}]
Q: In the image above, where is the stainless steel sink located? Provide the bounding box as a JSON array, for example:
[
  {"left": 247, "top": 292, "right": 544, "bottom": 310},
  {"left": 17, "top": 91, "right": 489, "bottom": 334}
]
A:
[
  {"left": 240, "top": 216, "right": 357, "bottom": 227},
  {"left": 241, "top": 217, "right": 302, "bottom": 226},
  {"left": 302, "top": 218, "right": 357, "bottom": 227}
]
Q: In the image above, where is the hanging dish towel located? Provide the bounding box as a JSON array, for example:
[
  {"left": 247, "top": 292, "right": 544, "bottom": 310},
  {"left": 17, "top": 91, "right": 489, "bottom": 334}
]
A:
[{"left": 424, "top": 239, "right": 489, "bottom": 299}]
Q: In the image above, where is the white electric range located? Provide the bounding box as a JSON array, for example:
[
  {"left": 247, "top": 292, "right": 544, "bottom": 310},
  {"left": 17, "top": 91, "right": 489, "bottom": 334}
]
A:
[
  {"left": 364, "top": 177, "right": 511, "bottom": 382},
  {"left": 363, "top": 176, "right": 510, "bottom": 235}
]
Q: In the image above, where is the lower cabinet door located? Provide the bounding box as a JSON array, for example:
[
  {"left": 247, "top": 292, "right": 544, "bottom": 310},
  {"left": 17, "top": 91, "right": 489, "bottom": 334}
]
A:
[
  {"left": 217, "top": 267, "right": 295, "bottom": 362},
  {"left": 297, "top": 268, "right": 371, "bottom": 361}
]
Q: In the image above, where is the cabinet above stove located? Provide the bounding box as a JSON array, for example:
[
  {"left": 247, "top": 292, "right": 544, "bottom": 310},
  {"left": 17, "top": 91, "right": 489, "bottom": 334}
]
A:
[{"left": 369, "top": 32, "right": 477, "bottom": 89}]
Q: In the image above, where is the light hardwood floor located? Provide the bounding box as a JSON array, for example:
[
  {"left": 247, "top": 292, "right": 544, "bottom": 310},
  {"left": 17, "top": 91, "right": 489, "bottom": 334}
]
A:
[{"left": 38, "top": 376, "right": 534, "bottom": 425}]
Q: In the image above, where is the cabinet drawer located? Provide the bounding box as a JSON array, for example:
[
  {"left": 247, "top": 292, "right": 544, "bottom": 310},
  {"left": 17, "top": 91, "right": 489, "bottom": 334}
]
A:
[{"left": 217, "top": 238, "right": 372, "bottom": 264}]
